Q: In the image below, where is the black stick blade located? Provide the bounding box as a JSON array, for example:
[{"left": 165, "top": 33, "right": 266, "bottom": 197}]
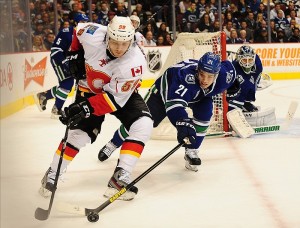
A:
[{"left": 35, "top": 207, "right": 49, "bottom": 220}]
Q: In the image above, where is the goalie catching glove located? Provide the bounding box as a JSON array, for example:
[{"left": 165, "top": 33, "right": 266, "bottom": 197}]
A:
[
  {"left": 176, "top": 118, "right": 196, "bottom": 146},
  {"left": 60, "top": 99, "right": 94, "bottom": 126}
]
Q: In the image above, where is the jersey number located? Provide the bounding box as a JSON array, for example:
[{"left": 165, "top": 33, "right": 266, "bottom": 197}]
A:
[
  {"left": 56, "top": 38, "right": 62, "bottom": 45},
  {"left": 175, "top": 85, "right": 188, "bottom": 97},
  {"left": 121, "top": 80, "right": 140, "bottom": 92}
]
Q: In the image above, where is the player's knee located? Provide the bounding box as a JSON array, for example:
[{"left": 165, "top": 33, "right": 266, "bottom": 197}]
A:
[
  {"left": 127, "top": 116, "right": 153, "bottom": 143},
  {"left": 67, "top": 129, "right": 91, "bottom": 149}
]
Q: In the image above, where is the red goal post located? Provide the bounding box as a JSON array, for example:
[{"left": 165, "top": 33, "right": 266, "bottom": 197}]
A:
[{"left": 151, "top": 31, "right": 228, "bottom": 140}]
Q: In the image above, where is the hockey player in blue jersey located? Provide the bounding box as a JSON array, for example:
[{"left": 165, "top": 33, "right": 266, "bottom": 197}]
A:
[
  {"left": 98, "top": 52, "right": 240, "bottom": 172},
  {"left": 34, "top": 13, "right": 89, "bottom": 118},
  {"left": 226, "top": 45, "right": 276, "bottom": 128},
  {"left": 227, "top": 45, "right": 263, "bottom": 112}
]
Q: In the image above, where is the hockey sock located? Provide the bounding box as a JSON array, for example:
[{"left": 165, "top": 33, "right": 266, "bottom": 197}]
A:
[
  {"left": 111, "top": 124, "right": 129, "bottom": 148},
  {"left": 54, "top": 78, "right": 74, "bottom": 110},
  {"left": 45, "top": 86, "right": 57, "bottom": 100},
  {"left": 118, "top": 140, "right": 144, "bottom": 173},
  {"left": 50, "top": 141, "right": 79, "bottom": 173}
]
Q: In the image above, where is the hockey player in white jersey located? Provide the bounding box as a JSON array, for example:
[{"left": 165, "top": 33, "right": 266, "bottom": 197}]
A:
[
  {"left": 39, "top": 16, "right": 153, "bottom": 201},
  {"left": 130, "top": 15, "right": 146, "bottom": 47}
]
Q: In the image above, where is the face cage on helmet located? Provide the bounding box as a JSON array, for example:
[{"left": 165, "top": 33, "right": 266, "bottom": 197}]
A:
[{"left": 238, "top": 54, "right": 255, "bottom": 73}]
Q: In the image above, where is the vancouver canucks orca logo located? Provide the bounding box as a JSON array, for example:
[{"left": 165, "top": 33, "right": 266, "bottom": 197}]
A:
[
  {"left": 147, "top": 50, "right": 162, "bottom": 73},
  {"left": 185, "top": 74, "right": 195, "bottom": 84}
]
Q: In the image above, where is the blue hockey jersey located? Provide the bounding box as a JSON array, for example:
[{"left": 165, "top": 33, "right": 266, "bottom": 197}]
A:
[
  {"left": 50, "top": 27, "right": 74, "bottom": 65},
  {"left": 229, "top": 54, "right": 263, "bottom": 110},
  {"left": 155, "top": 59, "right": 237, "bottom": 126}
]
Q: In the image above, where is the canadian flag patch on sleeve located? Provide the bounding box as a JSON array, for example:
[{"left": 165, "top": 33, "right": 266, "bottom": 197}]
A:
[{"left": 131, "top": 66, "right": 143, "bottom": 77}]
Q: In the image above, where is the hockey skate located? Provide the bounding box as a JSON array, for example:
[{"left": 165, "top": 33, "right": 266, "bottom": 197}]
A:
[
  {"left": 104, "top": 167, "right": 138, "bottom": 201},
  {"left": 184, "top": 148, "right": 201, "bottom": 172},
  {"left": 39, "top": 167, "right": 57, "bottom": 198},
  {"left": 51, "top": 105, "right": 62, "bottom": 119},
  {"left": 33, "top": 92, "right": 47, "bottom": 112},
  {"left": 98, "top": 141, "right": 118, "bottom": 161}
]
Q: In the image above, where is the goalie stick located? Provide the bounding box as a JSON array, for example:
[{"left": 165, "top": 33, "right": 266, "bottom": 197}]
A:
[
  {"left": 55, "top": 141, "right": 185, "bottom": 223},
  {"left": 35, "top": 125, "right": 70, "bottom": 221},
  {"left": 206, "top": 100, "right": 298, "bottom": 137}
]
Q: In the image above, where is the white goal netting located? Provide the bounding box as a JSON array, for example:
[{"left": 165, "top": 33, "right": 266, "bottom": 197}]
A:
[{"left": 151, "top": 32, "right": 228, "bottom": 140}]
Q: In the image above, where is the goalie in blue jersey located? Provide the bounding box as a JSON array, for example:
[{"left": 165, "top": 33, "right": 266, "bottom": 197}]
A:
[
  {"left": 98, "top": 52, "right": 240, "bottom": 172},
  {"left": 228, "top": 45, "right": 275, "bottom": 128}
]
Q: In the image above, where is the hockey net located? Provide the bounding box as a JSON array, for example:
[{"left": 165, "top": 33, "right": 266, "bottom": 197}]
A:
[{"left": 151, "top": 32, "right": 228, "bottom": 140}]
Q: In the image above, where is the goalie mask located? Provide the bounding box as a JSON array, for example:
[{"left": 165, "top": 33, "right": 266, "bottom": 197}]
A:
[{"left": 236, "top": 45, "right": 256, "bottom": 74}]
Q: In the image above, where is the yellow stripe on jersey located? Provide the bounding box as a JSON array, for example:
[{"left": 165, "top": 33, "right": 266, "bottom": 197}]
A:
[{"left": 103, "top": 93, "right": 117, "bottom": 112}]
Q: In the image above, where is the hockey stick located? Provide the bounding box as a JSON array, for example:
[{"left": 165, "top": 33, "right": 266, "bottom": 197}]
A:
[
  {"left": 35, "top": 125, "right": 70, "bottom": 221},
  {"left": 56, "top": 141, "right": 186, "bottom": 222},
  {"left": 206, "top": 100, "right": 298, "bottom": 137}
]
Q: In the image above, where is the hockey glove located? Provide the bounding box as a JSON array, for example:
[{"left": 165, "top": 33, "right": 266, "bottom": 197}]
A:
[
  {"left": 176, "top": 119, "right": 196, "bottom": 145},
  {"left": 243, "top": 101, "right": 258, "bottom": 112},
  {"left": 61, "top": 58, "right": 70, "bottom": 75},
  {"left": 226, "top": 79, "right": 241, "bottom": 101},
  {"left": 67, "top": 50, "right": 86, "bottom": 80},
  {"left": 59, "top": 99, "right": 94, "bottom": 126}
]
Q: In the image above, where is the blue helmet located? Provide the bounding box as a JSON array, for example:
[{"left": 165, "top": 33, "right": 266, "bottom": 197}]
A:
[
  {"left": 74, "top": 13, "right": 89, "bottom": 23},
  {"left": 198, "top": 52, "right": 221, "bottom": 74}
]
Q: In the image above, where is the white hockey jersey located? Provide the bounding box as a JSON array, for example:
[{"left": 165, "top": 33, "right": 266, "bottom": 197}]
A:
[
  {"left": 134, "top": 32, "right": 146, "bottom": 47},
  {"left": 72, "top": 22, "right": 146, "bottom": 116}
]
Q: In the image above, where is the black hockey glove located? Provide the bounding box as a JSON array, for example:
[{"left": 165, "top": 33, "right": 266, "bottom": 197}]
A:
[
  {"left": 226, "top": 79, "right": 241, "bottom": 101},
  {"left": 61, "top": 58, "right": 70, "bottom": 75},
  {"left": 176, "top": 118, "right": 196, "bottom": 145},
  {"left": 59, "top": 99, "right": 94, "bottom": 126},
  {"left": 243, "top": 101, "right": 258, "bottom": 112},
  {"left": 67, "top": 50, "right": 86, "bottom": 80}
]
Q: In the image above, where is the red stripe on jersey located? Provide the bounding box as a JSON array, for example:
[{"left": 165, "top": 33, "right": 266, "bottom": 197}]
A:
[
  {"left": 88, "top": 93, "right": 117, "bottom": 116},
  {"left": 121, "top": 141, "right": 144, "bottom": 155}
]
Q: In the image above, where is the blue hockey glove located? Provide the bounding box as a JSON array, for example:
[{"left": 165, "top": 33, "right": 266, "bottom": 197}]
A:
[
  {"left": 176, "top": 119, "right": 196, "bottom": 145},
  {"left": 59, "top": 99, "right": 93, "bottom": 126},
  {"left": 243, "top": 101, "right": 258, "bottom": 112}
]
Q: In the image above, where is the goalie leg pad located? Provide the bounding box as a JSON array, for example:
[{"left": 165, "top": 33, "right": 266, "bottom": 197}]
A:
[
  {"left": 243, "top": 107, "right": 276, "bottom": 127},
  {"left": 227, "top": 109, "right": 255, "bottom": 138}
]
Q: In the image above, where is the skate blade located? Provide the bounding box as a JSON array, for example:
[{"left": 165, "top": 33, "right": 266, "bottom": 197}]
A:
[
  {"left": 33, "top": 94, "right": 46, "bottom": 112},
  {"left": 185, "top": 161, "right": 198, "bottom": 172},
  {"left": 38, "top": 186, "right": 51, "bottom": 198},
  {"left": 103, "top": 187, "right": 136, "bottom": 201}
]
